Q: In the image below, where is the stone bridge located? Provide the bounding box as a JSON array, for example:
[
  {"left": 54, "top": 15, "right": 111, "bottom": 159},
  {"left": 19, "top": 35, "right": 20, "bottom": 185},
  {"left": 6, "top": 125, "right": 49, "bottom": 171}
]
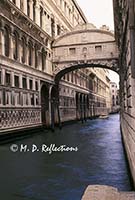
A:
[{"left": 52, "top": 24, "right": 119, "bottom": 84}]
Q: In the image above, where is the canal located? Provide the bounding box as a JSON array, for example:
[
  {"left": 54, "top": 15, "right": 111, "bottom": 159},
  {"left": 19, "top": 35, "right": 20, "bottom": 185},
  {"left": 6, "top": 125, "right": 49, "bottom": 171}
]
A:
[{"left": 0, "top": 114, "right": 133, "bottom": 200}]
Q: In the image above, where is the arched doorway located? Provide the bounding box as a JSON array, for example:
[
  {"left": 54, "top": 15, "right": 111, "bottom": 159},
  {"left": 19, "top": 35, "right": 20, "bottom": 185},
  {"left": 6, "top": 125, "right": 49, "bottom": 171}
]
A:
[
  {"left": 51, "top": 86, "right": 61, "bottom": 130},
  {"left": 75, "top": 93, "right": 80, "bottom": 120},
  {"left": 41, "top": 84, "right": 49, "bottom": 126}
]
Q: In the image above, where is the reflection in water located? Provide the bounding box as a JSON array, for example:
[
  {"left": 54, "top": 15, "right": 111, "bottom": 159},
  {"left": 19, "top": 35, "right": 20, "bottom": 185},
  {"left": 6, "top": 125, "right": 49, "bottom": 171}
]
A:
[{"left": 0, "top": 114, "right": 132, "bottom": 200}]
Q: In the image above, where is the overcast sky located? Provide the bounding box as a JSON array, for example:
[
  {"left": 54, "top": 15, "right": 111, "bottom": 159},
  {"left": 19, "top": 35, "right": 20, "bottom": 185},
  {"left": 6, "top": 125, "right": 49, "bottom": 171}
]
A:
[{"left": 77, "top": 0, "right": 119, "bottom": 86}]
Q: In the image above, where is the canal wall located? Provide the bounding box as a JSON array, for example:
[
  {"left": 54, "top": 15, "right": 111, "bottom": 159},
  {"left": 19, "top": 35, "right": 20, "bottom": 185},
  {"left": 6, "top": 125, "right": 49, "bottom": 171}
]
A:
[
  {"left": 121, "top": 108, "right": 135, "bottom": 188},
  {"left": 113, "top": 0, "right": 135, "bottom": 188}
]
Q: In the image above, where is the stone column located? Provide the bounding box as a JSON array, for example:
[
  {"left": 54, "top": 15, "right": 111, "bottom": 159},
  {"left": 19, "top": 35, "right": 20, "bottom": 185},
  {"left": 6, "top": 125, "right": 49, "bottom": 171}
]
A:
[
  {"left": 33, "top": 78, "right": 36, "bottom": 90},
  {"left": 35, "top": 0, "right": 40, "bottom": 26},
  {"left": 1, "top": 68, "right": 5, "bottom": 85},
  {"left": 38, "top": 50, "right": 42, "bottom": 70},
  {"left": 0, "top": 27, "right": 5, "bottom": 56},
  {"left": 15, "top": 0, "right": 20, "bottom": 9},
  {"left": 25, "top": 39, "right": 29, "bottom": 65},
  {"left": 31, "top": 43, "right": 35, "bottom": 67},
  {"left": 19, "top": 74, "right": 23, "bottom": 89},
  {"left": 23, "top": 0, "right": 28, "bottom": 15},
  {"left": 27, "top": 77, "right": 30, "bottom": 90},
  {"left": 11, "top": 71, "right": 15, "bottom": 87},
  {"left": 9, "top": 30, "right": 14, "bottom": 60},
  {"left": 46, "top": 15, "right": 51, "bottom": 35},
  {"left": 29, "top": 0, "right": 34, "bottom": 20},
  {"left": 42, "top": 11, "right": 46, "bottom": 31},
  {"left": 18, "top": 36, "right": 22, "bottom": 62}
]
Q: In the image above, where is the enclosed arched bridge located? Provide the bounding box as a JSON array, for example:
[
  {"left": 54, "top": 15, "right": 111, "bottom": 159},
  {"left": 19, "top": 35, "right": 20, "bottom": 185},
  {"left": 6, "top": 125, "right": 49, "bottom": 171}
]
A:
[{"left": 52, "top": 24, "right": 119, "bottom": 84}]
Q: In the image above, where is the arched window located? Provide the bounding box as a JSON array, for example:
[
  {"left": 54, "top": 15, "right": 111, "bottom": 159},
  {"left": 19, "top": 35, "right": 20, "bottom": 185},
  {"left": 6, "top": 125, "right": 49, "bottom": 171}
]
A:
[
  {"left": 13, "top": 31, "right": 18, "bottom": 60},
  {"left": 28, "top": 41, "right": 33, "bottom": 66},
  {"left": 33, "top": 0, "right": 36, "bottom": 21},
  {"left": 21, "top": 37, "right": 26, "bottom": 63},
  {"left": 34, "top": 44, "right": 38, "bottom": 68},
  {"left": 4, "top": 27, "right": 10, "bottom": 57},
  {"left": 40, "top": 7, "right": 43, "bottom": 27},
  {"left": 27, "top": 0, "right": 30, "bottom": 17},
  {"left": 41, "top": 48, "right": 46, "bottom": 71},
  {"left": 20, "top": 0, "right": 24, "bottom": 10}
]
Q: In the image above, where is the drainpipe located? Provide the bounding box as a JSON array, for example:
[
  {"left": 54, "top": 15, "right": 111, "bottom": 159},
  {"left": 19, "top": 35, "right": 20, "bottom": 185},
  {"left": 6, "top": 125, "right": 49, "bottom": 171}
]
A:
[{"left": 129, "top": 0, "right": 135, "bottom": 78}]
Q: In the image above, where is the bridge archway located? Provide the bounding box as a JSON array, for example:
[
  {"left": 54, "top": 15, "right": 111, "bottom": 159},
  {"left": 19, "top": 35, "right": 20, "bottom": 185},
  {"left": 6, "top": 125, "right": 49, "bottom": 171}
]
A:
[
  {"left": 52, "top": 24, "right": 119, "bottom": 125},
  {"left": 53, "top": 23, "right": 119, "bottom": 85}
]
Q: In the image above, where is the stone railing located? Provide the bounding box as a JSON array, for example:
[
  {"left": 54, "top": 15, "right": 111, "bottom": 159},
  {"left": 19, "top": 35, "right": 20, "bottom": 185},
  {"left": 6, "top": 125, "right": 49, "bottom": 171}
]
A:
[{"left": 0, "top": 107, "right": 42, "bottom": 133}]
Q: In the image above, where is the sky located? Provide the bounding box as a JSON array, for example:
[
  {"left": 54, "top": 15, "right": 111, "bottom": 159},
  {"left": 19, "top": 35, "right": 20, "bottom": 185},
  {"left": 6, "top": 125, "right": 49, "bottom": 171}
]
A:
[{"left": 77, "top": 0, "right": 119, "bottom": 86}]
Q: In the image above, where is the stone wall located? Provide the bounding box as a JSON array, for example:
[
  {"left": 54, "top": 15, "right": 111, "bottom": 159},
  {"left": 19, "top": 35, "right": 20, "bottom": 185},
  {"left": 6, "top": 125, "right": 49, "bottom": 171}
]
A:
[{"left": 113, "top": 0, "right": 135, "bottom": 186}]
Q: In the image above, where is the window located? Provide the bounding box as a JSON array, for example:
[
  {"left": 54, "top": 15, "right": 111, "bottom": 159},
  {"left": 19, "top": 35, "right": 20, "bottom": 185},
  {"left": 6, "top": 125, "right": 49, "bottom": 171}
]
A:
[
  {"left": 4, "top": 27, "right": 10, "bottom": 57},
  {"left": 20, "top": 0, "right": 24, "bottom": 10},
  {"left": 28, "top": 42, "right": 33, "bottom": 66},
  {"left": 33, "top": 1, "right": 36, "bottom": 21},
  {"left": 30, "top": 94, "right": 34, "bottom": 105},
  {"left": 14, "top": 75, "right": 19, "bottom": 88},
  {"left": 41, "top": 48, "right": 46, "bottom": 71},
  {"left": 27, "top": 0, "right": 30, "bottom": 17},
  {"left": 35, "top": 81, "right": 38, "bottom": 91},
  {"left": 57, "top": 25, "right": 61, "bottom": 36},
  {"left": 51, "top": 18, "right": 55, "bottom": 37},
  {"left": 0, "top": 71, "right": 1, "bottom": 85},
  {"left": 34, "top": 45, "right": 38, "bottom": 68},
  {"left": 5, "top": 73, "right": 10, "bottom": 86},
  {"left": 22, "top": 77, "right": 27, "bottom": 89},
  {"left": 29, "top": 79, "right": 33, "bottom": 90},
  {"left": 13, "top": 31, "right": 18, "bottom": 60},
  {"left": 40, "top": 7, "right": 43, "bottom": 27},
  {"left": 95, "top": 45, "right": 102, "bottom": 53},
  {"left": 21, "top": 37, "right": 26, "bottom": 63},
  {"left": 71, "top": 72, "right": 74, "bottom": 83},
  {"left": 69, "top": 48, "right": 76, "bottom": 55},
  {"left": 67, "top": 73, "right": 69, "bottom": 81}
]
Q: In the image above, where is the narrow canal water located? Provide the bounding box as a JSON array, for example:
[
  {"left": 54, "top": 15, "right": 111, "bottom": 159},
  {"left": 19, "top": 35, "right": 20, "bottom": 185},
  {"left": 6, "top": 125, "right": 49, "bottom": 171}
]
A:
[{"left": 0, "top": 114, "right": 133, "bottom": 200}]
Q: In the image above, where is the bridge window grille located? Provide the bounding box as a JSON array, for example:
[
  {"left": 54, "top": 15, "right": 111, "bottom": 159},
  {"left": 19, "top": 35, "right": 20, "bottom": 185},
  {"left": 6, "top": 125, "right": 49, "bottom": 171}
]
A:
[
  {"left": 95, "top": 45, "right": 102, "bottom": 53},
  {"left": 69, "top": 48, "right": 76, "bottom": 55}
]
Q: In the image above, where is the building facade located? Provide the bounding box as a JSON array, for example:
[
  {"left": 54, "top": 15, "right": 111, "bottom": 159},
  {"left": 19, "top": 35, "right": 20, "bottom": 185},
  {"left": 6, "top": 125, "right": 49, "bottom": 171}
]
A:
[
  {"left": 110, "top": 82, "right": 119, "bottom": 113},
  {"left": 0, "top": 0, "right": 111, "bottom": 133},
  {"left": 113, "top": 0, "right": 135, "bottom": 186}
]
